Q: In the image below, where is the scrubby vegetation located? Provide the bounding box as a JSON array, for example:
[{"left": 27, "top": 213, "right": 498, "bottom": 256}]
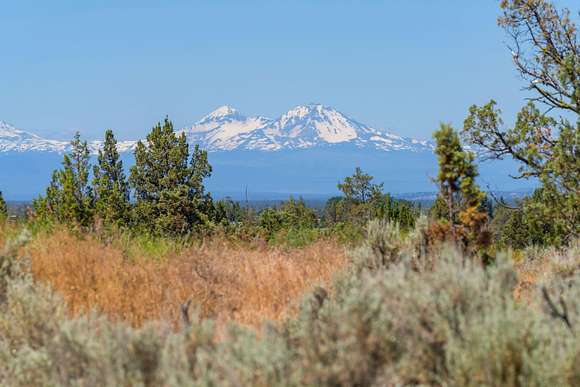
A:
[
  {"left": 0, "top": 0, "right": 578, "bottom": 385},
  {"left": 1, "top": 221, "right": 579, "bottom": 385}
]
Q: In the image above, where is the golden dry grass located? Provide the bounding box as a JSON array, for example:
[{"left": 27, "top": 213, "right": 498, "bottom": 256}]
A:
[
  {"left": 25, "top": 228, "right": 348, "bottom": 329},
  {"left": 513, "top": 243, "right": 580, "bottom": 302}
]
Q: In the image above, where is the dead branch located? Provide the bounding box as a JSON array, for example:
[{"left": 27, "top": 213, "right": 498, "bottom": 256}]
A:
[
  {"left": 541, "top": 286, "right": 575, "bottom": 336},
  {"left": 485, "top": 185, "right": 521, "bottom": 211},
  {"left": 180, "top": 299, "right": 193, "bottom": 327}
]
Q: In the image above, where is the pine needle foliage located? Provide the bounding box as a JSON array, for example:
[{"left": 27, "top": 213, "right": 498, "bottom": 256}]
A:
[
  {"left": 129, "top": 117, "right": 213, "bottom": 236},
  {"left": 93, "top": 129, "right": 130, "bottom": 228},
  {"left": 433, "top": 124, "right": 488, "bottom": 246},
  {"left": 33, "top": 132, "right": 94, "bottom": 228}
]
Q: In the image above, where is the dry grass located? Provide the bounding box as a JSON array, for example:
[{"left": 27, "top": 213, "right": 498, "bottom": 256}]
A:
[
  {"left": 25, "top": 228, "right": 348, "bottom": 329},
  {"left": 513, "top": 242, "right": 580, "bottom": 302}
]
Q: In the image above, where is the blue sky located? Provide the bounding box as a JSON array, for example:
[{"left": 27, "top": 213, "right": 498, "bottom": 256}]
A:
[{"left": 0, "top": 0, "right": 576, "bottom": 141}]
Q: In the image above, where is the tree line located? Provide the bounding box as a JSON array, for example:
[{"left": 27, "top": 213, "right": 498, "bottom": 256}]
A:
[{"left": 33, "top": 118, "right": 215, "bottom": 236}]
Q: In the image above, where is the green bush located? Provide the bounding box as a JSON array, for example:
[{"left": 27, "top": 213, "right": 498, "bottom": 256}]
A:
[{"left": 269, "top": 227, "right": 322, "bottom": 248}]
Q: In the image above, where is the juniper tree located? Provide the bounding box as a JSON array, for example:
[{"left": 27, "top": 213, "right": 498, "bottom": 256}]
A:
[
  {"left": 0, "top": 191, "right": 7, "bottom": 220},
  {"left": 330, "top": 170, "right": 418, "bottom": 228},
  {"left": 34, "top": 132, "right": 94, "bottom": 227},
  {"left": 188, "top": 143, "right": 213, "bottom": 226},
  {"left": 433, "top": 124, "right": 487, "bottom": 244},
  {"left": 129, "top": 118, "right": 213, "bottom": 236},
  {"left": 338, "top": 167, "right": 383, "bottom": 203},
  {"left": 429, "top": 195, "right": 451, "bottom": 222},
  {"left": 214, "top": 197, "right": 244, "bottom": 224},
  {"left": 462, "top": 0, "right": 579, "bottom": 245},
  {"left": 280, "top": 197, "right": 317, "bottom": 229},
  {"left": 372, "top": 194, "right": 418, "bottom": 230},
  {"left": 92, "top": 129, "right": 130, "bottom": 228}
]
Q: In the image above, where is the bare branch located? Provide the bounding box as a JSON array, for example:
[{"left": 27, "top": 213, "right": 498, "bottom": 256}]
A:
[
  {"left": 485, "top": 186, "right": 521, "bottom": 211},
  {"left": 180, "top": 299, "right": 192, "bottom": 327},
  {"left": 541, "top": 286, "right": 575, "bottom": 336}
]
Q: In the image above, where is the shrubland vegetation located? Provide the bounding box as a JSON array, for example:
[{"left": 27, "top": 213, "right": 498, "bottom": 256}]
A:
[
  {"left": 0, "top": 0, "right": 578, "bottom": 385},
  {"left": 1, "top": 220, "right": 578, "bottom": 386}
]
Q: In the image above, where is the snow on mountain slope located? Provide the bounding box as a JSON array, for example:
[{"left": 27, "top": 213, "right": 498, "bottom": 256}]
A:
[
  {"left": 272, "top": 104, "right": 360, "bottom": 146},
  {"left": 0, "top": 104, "right": 433, "bottom": 154},
  {"left": 180, "top": 104, "right": 433, "bottom": 152},
  {"left": 0, "top": 121, "right": 69, "bottom": 153},
  {"left": 0, "top": 121, "right": 137, "bottom": 154},
  {"left": 87, "top": 139, "right": 138, "bottom": 154},
  {"left": 180, "top": 106, "right": 273, "bottom": 151}
]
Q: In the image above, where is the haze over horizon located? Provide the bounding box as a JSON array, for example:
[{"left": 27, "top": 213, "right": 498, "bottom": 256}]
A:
[{"left": 2, "top": 0, "right": 576, "bottom": 141}]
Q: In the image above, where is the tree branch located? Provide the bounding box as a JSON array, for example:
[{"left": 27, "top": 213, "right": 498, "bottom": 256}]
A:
[{"left": 542, "top": 286, "right": 575, "bottom": 336}]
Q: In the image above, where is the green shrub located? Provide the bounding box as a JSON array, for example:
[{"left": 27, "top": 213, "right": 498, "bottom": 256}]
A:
[{"left": 270, "top": 227, "right": 322, "bottom": 249}]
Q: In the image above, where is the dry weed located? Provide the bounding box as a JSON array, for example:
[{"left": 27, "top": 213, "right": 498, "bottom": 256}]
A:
[{"left": 27, "top": 228, "right": 347, "bottom": 329}]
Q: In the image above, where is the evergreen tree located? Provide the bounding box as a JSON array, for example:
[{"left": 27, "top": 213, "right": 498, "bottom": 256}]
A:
[
  {"left": 338, "top": 167, "right": 383, "bottom": 203},
  {"left": 371, "top": 194, "right": 417, "bottom": 230},
  {"left": 214, "top": 197, "right": 244, "bottom": 224},
  {"left": 463, "top": 0, "right": 579, "bottom": 245},
  {"left": 129, "top": 118, "right": 213, "bottom": 236},
  {"left": 188, "top": 143, "right": 214, "bottom": 226},
  {"left": 92, "top": 129, "right": 130, "bottom": 228},
  {"left": 280, "top": 197, "right": 317, "bottom": 229},
  {"left": 326, "top": 173, "right": 419, "bottom": 229},
  {"left": 322, "top": 196, "right": 344, "bottom": 225},
  {"left": 433, "top": 124, "right": 487, "bottom": 244},
  {"left": 335, "top": 168, "right": 385, "bottom": 224},
  {"left": 34, "top": 132, "right": 94, "bottom": 227},
  {"left": 0, "top": 191, "right": 7, "bottom": 220},
  {"left": 429, "top": 195, "right": 451, "bottom": 222}
]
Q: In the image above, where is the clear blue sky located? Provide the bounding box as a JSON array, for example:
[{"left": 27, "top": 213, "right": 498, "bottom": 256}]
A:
[{"left": 1, "top": 0, "right": 576, "bottom": 141}]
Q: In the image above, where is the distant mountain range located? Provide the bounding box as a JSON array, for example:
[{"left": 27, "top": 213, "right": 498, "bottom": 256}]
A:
[
  {"left": 182, "top": 104, "right": 433, "bottom": 152},
  {"left": 0, "top": 104, "right": 531, "bottom": 200},
  {"left": 1, "top": 104, "right": 433, "bottom": 154}
]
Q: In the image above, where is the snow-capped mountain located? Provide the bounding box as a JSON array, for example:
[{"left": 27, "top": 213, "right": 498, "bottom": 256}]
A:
[
  {"left": 181, "top": 106, "right": 275, "bottom": 151},
  {"left": 269, "top": 104, "right": 432, "bottom": 151},
  {"left": 0, "top": 121, "right": 137, "bottom": 154},
  {"left": 0, "top": 121, "right": 69, "bottom": 153},
  {"left": 180, "top": 104, "right": 433, "bottom": 152},
  {"left": 1, "top": 106, "right": 530, "bottom": 201},
  {"left": 0, "top": 104, "right": 432, "bottom": 154}
]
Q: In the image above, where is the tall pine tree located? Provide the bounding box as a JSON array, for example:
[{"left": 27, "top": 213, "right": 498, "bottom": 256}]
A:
[
  {"left": 129, "top": 118, "right": 213, "bottom": 236},
  {"left": 433, "top": 124, "right": 487, "bottom": 245},
  {"left": 34, "top": 132, "right": 94, "bottom": 227},
  {"left": 92, "top": 129, "right": 130, "bottom": 228}
]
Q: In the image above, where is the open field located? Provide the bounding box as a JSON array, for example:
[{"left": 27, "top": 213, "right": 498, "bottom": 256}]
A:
[
  {"left": 3, "top": 226, "right": 347, "bottom": 329},
  {"left": 2, "top": 221, "right": 579, "bottom": 385}
]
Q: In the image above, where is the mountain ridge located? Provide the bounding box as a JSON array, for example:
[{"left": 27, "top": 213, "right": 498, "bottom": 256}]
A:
[{"left": 1, "top": 104, "right": 433, "bottom": 154}]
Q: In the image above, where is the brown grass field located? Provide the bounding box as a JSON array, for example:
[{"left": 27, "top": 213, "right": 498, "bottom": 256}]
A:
[
  {"left": 2, "top": 224, "right": 573, "bottom": 332},
  {"left": 20, "top": 229, "right": 348, "bottom": 330}
]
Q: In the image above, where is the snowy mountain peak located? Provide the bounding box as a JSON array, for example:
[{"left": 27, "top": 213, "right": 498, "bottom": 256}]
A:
[
  {"left": 275, "top": 104, "right": 367, "bottom": 145},
  {"left": 0, "top": 121, "right": 69, "bottom": 153},
  {"left": 0, "top": 121, "right": 26, "bottom": 137},
  {"left": 1, "top": 103, "right": 434, "bottom": 154},
  {"left": 198, "top": 105, "right": 245, "bottom": 124},
  {"left": 281, "top": 103, "right": 335, "bottom": 121},
  {"left": 182, "top": 104, "right": 433, "bottom": 152},
  {"left": 0, "top": 121, "right": 138, "bottom": 154}
]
